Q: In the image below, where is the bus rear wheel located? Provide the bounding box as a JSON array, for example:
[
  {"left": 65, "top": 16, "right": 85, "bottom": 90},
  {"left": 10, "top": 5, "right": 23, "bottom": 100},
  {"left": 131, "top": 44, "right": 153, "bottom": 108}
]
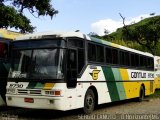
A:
[
  {"left": 83, "top": 89, "right": 95, "bottom": 114},
  {"left": 138, "top": 86, "right": 145, "bottom": 102}
]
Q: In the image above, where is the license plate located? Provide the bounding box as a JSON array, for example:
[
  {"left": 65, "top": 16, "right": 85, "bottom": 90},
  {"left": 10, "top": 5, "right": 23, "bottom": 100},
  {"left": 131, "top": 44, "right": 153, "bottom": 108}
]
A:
[{"left": 24, "top": 98, "right": 34, "bottom": 103}]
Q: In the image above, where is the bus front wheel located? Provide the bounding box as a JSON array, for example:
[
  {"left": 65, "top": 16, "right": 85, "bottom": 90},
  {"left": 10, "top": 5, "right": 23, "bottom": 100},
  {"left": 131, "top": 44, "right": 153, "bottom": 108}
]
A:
[{"left": 83, "top": 89, "right": 95, "bottom": 114}]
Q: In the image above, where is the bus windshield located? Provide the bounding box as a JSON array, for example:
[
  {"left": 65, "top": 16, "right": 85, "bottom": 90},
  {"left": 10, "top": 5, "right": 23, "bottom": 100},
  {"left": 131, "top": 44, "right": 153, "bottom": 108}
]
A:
[{"left": 9, "top": 40, "right": 65, "bottom": 80}]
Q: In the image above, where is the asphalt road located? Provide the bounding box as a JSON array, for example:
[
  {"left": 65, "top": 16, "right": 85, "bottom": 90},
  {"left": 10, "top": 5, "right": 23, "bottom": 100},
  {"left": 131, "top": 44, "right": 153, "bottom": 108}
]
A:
[{"left": 0, "top": 97, "right": 160, "bottom": 120}]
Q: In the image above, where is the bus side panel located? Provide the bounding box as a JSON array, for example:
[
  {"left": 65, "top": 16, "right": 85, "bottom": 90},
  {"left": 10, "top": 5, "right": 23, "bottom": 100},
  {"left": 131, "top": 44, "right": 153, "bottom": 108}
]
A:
[
  {"left": 78, "top": 65, "right": 154, "bottom": 106},
  {"left": 120, "top": 69, "right": 154, "bottom": 99}
]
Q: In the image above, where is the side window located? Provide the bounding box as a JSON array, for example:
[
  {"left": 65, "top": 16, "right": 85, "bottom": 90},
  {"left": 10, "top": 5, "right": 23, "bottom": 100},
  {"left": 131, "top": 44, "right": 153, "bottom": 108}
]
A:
[
  {"left": 88, "top": 43, "right": 96, "bottom": 61},
  {"left": 126, "top": 52, "right": 130, "bottom": 66},
  {"left": 148, "top": 57, "right": 154, "bottom": 70},
  {"left": 105, "top": 47, "right": 118, "bottom": 65},
  {"left": 78, "top": 49, "right": 84, "bottom": 73},
  {"left": 144, "top": 56, "right": 148, "bottom": 68},
  {"left": 97, "top": 45, "right": 104, "bottom": 62},
  {"left": 105, "top": 47, "right": 118, "bottom": 64},
  {"left": 140, "top": 56, "right": 145, "bottom": 68},
  {"left": 120, "top": 51, "right": 125, "bottom": 65},
  {"left": 131, "top": 53, "right": 135, "bottom": 67},
  {"left": 135, "top": 54, "right": 139, "bottom": 67},
  {"left": 112, "top": 49, "right": 118, "bottom": 64},
  {"left": 105, "top": 47, "right": 112, "bottom": 64},
  {"left": 0, "top": 42, "right": 8, "bottom": 59},
  {"left": 120, "top": 51, "right": 130, "bottom": 67},
  {"left": 68, "top": 38, "right": 85, "bottom": 74}
]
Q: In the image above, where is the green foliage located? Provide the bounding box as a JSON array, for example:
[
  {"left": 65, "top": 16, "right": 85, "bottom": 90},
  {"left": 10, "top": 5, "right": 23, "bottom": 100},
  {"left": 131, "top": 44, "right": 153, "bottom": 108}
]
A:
[
  {"left": 122, "top": 16, "right": 160, "bottom": 55},
  {"left": 0, "top": 4, "right": 34, "bottom": 33},
  {"left": 101, "top": 16, "right": 160, "bottom": 56},
  {"left": 0, "top": 0, "right": 58, "bottom": 33},
  {"left": 148, "top": 90, "right": 160, "bottom": 99}
]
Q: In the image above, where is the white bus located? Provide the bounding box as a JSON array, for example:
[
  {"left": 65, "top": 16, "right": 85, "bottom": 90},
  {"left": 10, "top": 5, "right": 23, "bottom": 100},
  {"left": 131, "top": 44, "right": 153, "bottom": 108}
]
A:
[{"left": 6, "top": 31, "right": 155, "bottom": 114}]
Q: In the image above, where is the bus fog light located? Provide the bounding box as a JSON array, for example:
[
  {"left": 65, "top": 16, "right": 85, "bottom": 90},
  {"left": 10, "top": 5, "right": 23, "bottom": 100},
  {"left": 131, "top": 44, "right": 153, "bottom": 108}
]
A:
[
  {"left": 49, "top": 100, "right": 54, "bottom": 104},
  {"left": 8, "top": 97, "right": 12, "bottom": 101}
]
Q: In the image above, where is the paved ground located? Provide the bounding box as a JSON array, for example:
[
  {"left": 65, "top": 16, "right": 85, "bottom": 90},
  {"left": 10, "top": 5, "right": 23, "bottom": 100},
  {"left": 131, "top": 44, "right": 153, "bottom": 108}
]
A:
[{"left": 0, "top": 96, "right": 160, "bottom": 120}]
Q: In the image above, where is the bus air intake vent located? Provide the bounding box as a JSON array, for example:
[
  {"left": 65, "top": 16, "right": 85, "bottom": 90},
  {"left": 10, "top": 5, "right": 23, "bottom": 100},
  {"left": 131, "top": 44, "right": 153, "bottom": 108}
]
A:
[{"left": 18, "top": 89, "right": 42, "bottom": 95}]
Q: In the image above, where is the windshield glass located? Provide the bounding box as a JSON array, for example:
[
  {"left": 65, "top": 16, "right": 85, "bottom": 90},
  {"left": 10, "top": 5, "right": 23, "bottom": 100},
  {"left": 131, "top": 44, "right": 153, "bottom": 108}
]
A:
[{"left": 9, "top": 40, "right": 65, "bottom": 80}]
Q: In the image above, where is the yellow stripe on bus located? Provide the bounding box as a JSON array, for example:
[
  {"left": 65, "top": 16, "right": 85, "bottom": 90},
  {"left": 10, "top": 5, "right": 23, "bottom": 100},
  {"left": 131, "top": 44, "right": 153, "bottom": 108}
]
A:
[
  {"left": 43, "top": 83, "right": 55, "bottom": 90},
  {"left": 120, "top": 69, "right": 129, "bottom": 81},
  {"left": 120, "top": 69, "right": 139, "bottom": 99},
  {"left": 111, "top": 43, "right": 119, "bottom": 48}
]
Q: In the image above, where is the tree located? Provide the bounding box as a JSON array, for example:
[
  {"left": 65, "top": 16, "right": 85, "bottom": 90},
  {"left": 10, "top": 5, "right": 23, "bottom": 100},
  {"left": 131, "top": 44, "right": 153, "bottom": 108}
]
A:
[
  {"left": 88, "top": 32, "right": 99, "bottom": 37},
  {"left": 104, "top": 29, "right": 110, "bottom": 35},
  {"left": 0, "top": 0, "right": 58, "bottom": 33},
  {"left": 122, "top": 16, "right": 160, "bottom": 55}
]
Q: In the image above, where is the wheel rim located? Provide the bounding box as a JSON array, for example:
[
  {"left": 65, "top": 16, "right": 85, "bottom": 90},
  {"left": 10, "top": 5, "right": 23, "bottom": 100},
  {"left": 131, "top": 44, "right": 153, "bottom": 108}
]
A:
[{"left": 86, "top": 94, "right": 94, "bottom": 110}]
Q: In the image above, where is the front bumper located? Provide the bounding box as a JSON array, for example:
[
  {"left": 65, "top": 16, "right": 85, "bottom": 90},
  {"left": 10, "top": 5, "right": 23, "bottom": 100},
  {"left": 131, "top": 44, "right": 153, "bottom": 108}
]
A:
[{"left": 6, "top": 94, "right": 67, "bottom": 111}]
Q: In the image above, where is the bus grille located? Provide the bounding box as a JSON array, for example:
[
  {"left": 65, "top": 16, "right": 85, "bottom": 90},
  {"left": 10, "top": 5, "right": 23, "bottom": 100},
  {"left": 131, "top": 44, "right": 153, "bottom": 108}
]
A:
[{"left": 18, "top": 89, "right": 42, "bottom": 95}]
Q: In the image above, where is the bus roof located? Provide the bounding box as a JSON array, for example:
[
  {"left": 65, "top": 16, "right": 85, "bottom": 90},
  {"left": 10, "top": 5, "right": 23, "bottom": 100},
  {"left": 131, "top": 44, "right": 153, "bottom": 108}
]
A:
[
  {"left": 0, "top": 29, "right": 22, "bottom": 40},
  {"left": 16, "top": 31, "right": 90, "bottom": 40},
  {"left": 15, "top": 31, "right": 153, "bottom": 57}
]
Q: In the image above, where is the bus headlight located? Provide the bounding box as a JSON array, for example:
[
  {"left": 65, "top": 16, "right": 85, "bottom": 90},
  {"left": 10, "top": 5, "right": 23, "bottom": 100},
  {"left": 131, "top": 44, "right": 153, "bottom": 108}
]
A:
[{"left": 7, "top": 88, "right": 16, "bottom": 94}]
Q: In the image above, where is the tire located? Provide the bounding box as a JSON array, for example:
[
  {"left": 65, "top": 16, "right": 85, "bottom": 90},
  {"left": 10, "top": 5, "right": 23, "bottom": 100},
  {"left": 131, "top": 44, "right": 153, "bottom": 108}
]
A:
[
  {"left": 83, "top": 89, "right": 95, "bottom": 114},
  {"left": 138, "top": 86, "right": 145, "bottom": 102}
]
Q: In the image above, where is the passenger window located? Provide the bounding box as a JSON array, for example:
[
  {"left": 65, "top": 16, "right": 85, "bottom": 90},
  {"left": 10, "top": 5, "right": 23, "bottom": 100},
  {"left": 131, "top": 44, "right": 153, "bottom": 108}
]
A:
[
  {"left": 112, "top": 49, "right": 118, "bottom": 64},
  {"left": 131, "top": 53, "right": 135, "bottom": 67},
  {"left": 120, "top": 51, "right": 125, "bottom": 65},
  {"left": 88, "top": 43, "right": 96, "bottom": 61},
  {"left": 125, "top": 52, "right": 130, "bottom": 66},
  {"left": 120, "top": 51, "right": 130, "bottom": 67},
  {"left": 140, "top": 56, "right": 145, "bottom": 68},
  {"left": 97, "top": 45, "right": 104, "bottom": 62},
  {"left": 135, "top": 54, "right": 139, "bottom": 67},
  {"left": 105, "top": 47, "right": 112, "bottom": 64},
  {"left": 148, "top": 58, "right": 154, "bottom": 70},
  {"left": 78, "top": 49, "right": 84, "bottom": 73}
]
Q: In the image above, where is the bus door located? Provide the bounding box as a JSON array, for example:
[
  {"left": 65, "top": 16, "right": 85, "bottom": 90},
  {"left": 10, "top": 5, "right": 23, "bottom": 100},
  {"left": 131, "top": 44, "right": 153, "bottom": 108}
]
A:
[
  {"left": 66, "top": 49, "right": 78, "bottom": 109},
  {"left": 67, "top": 49, "right": 78, "bottom": 88}
]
